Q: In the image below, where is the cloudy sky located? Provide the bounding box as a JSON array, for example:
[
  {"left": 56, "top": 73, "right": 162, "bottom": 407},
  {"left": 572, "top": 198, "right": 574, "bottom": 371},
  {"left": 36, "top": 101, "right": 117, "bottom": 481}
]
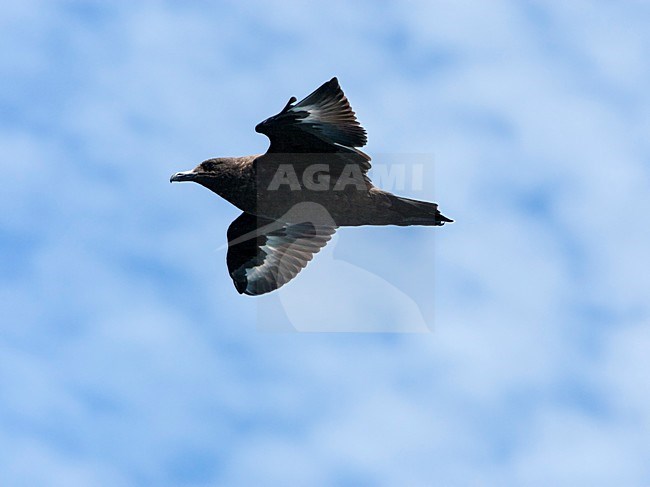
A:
[{"left": 2, "top": 0, "right": 650, "bottom": 485}]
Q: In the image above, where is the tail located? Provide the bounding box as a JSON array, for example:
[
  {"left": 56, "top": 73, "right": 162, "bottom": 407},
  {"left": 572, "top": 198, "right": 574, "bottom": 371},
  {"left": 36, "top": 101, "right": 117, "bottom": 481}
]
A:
[{"left": 388, "top": 195, "right": 453, "bottom": 226}]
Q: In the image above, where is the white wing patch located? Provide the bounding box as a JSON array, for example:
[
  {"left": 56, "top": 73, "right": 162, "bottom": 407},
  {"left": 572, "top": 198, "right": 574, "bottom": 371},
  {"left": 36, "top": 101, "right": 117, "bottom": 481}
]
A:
[
  {"left": 227, "top": 214, "right": 336, "bottom": 296},
  {"left": 295, "top": 105, "right": 322, "bottom": 123}
]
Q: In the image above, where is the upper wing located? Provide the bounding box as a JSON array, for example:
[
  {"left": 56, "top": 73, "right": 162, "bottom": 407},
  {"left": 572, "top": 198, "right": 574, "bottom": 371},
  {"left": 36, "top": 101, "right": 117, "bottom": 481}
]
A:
[
  {"left": 226, "top": 212, "right": 336, "bottom": 296},
  {"left": 255, "top": 77, "right": 367, "bottom": 153}
]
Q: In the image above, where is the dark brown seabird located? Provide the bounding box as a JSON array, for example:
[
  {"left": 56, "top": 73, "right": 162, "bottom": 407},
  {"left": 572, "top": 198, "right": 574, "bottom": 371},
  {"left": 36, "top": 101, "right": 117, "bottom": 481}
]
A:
[{"left": 171, "top": 77, "right": 452, "bottom": 296}]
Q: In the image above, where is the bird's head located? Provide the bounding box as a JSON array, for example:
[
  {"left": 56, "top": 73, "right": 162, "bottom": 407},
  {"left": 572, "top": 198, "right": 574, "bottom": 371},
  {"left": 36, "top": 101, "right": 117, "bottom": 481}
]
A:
[{"left": 170, "top": 158, "right": 230, "bottom": 185}]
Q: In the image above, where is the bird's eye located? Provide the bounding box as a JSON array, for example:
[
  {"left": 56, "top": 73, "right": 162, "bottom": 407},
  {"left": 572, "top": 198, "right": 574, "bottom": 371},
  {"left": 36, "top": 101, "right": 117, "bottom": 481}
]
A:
[{"left": 202, "top": 161, "right": 219, "bottom": 171}]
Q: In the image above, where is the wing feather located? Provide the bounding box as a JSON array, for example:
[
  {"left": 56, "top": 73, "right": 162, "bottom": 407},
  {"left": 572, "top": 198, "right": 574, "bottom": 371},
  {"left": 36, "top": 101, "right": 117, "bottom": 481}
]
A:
[
  {"left": 226, "top": 212, "right": 336, "bottom": 296},
  {"left": 255, "top": 77, "right": 367, "bottom": 153}
]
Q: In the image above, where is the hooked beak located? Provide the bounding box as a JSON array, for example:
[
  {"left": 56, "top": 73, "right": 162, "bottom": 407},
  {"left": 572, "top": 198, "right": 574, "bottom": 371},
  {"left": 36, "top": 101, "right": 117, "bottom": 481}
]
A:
[{"left": 170, "top": 170, "right": 195, "bottom": 183}]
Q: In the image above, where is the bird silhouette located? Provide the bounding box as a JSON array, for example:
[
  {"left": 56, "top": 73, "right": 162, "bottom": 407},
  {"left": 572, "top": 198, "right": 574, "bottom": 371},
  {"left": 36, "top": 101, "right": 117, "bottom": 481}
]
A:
[{"left": 171, "top": 77, "right": 452, "bottom": 295}]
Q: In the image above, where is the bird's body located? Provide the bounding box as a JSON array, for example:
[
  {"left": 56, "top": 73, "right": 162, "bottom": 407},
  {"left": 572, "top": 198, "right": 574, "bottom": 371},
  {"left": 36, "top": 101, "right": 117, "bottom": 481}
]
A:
[
  {"left": 171, "top": 78, "right": 452, "bottom": 295},
  {"left": 194, "top": 153, "right": 444, "bottom": 227}
]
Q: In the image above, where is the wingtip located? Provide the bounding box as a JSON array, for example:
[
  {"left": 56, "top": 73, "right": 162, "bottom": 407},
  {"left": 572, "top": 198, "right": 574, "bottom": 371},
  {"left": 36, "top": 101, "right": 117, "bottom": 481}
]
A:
[{"left": 233, "top": 277, "right": 248, "bottom": 294}]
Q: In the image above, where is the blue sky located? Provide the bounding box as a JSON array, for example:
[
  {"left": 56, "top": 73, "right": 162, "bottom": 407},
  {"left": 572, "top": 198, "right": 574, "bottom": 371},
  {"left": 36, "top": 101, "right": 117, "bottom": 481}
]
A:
[{"left": 2, "top": 0, "right": 650, "bottom": 485}]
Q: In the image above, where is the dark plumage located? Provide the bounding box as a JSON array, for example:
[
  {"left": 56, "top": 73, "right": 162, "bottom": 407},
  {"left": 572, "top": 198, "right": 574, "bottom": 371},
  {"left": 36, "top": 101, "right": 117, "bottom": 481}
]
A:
[{"left": 171, "top": 77, "right": 452, "bottom": 295}]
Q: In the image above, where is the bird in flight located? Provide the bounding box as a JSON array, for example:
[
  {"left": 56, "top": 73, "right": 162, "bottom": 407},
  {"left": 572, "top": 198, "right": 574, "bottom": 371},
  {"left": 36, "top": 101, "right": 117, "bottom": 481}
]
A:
[{"left": 171, "top": 77, "right": 452, "bottom": 295}]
